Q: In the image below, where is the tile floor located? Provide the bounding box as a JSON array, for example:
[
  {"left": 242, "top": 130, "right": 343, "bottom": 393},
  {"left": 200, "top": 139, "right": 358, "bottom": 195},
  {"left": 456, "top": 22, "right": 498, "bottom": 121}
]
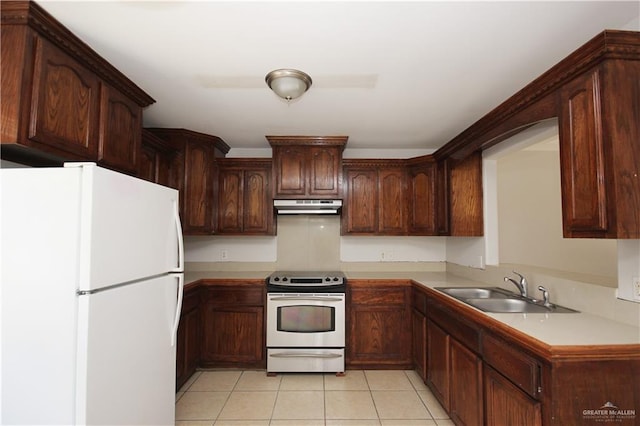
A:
[{"left": 175, "top": 370, "right": 453, "bottom": 426}]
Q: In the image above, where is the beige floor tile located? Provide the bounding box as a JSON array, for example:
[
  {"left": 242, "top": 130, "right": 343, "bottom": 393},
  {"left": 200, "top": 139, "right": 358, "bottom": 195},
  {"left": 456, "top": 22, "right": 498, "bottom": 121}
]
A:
[
  {"left": 325, "top": 420, "right": 381, "bottom": 426},
  {"left": 176, "top": 391, "right": 185, "bottom": 402},
  {"left": 272, "top": 390, "right": 325, "bottom": 420},
  {"left": 365, "top": 370, "right": 414, "bottom": 390},
  {"left": 435, "top": 420, "right": 455, "bottom": 426},
  {"left": 279, "top": 373, "right": 325, "bottom": 390},
  {"left": 235, "top": 371, "right": 281, "bottom": 391},
  {"left": 270, "top": 419, "right": 326, "bottom": 425},
  {"left": 417, "top": 390, "right": 449, "bottom": 419},
  {"left": 325, "top": 391, "right": 378, "bottom": 420},
  {"left": 213, "top": 421, "right": 269, "bottom": 426},
  {"left": 176, "top": 421, "right": 214, "bottom": 426},
  {"left": 189, "top": 371, "right": 242, "bottom": 391},
  {"left": 175, "top": 391, "right": 229, "bottom": 421},
  {"left": 179, "top": 371, "right": 203, "bottom": 392},
  {"left": 217, "top": 391, "right": 277, "bottom": 420},
  {"left": 371, "top": 391, "right": 431, "bottom": 419},
  {"left": 404, "top": 370, "right": 429, "bottom": 391},
  {"left": 381, "top": 420, "right": 437, "bottom": 426},
  {"left": 324, "top": 370, "right": 369, "bottom": 390}
]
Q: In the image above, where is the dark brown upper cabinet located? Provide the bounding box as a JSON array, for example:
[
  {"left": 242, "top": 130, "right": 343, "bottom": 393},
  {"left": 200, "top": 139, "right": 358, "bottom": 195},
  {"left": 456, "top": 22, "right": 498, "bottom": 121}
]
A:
[
  {"left": 146, "top": 128, "right": 230, "bottom": 235},
  {"left": 434, "top": 30, "right": 639, "bottom": 239},
  {"left": 1, "top": 1, "right": 154, "bottom": 173},
  {"left": 139, "top": 129, "right": 177, "bottom": 187},
  {"left": 216, "top": 159, "right": 274, "bottom": 235},
  {"left": 267, "top": 136, "right": 347, "bottom": 199},
  {"left": 558, "top": 61, "right": 640, "bottom": 238},
  {"left": 342, "top": 160, "right": 408, "bottom": 235}
]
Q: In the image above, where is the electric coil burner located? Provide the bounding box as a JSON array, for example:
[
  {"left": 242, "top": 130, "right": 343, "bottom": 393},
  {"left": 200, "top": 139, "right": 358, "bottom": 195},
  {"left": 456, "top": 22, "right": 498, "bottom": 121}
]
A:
[{"left": 266, "top": 271, "right": 347, "bottom": 374}]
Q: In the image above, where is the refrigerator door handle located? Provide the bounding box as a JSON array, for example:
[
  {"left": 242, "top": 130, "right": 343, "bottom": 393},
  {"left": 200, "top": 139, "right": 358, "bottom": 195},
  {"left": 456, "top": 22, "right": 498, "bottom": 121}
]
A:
[
  {"left": 171, "top": 199, "right": 184, "bottom": 273},
  {"left": 170, "top": 273, "right": 184, "bottom": 347}
]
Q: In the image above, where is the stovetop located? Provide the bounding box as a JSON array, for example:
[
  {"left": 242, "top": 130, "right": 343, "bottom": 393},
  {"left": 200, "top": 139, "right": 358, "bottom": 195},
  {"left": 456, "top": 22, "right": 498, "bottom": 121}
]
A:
[{"left": 266, "top": 271, "right": 346, "bottom": 293}]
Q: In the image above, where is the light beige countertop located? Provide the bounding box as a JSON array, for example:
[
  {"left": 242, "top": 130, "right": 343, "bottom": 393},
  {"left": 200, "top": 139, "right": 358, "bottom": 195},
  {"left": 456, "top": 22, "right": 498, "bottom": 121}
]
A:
[{"left": 185, "top": 270, "right": 640, "bottom": 347}]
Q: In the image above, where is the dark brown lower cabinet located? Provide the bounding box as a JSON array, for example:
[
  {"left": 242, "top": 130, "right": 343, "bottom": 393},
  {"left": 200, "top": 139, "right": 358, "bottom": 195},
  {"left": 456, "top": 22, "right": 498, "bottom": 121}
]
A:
[
  {"left": 200, "top": 283, "right": 265, "bottom": 369},
  {"left": 426, "top": 319, "right": 450, "bottom": 411},
  {"left": 347, "top": 281, "right": 412, "bottom": 369},
  {"left": 411, "top": 304, "right": 427, "bottom": 381},
  {"left": 485, "top": 365, "right": 542, "bottom": 426},
  {"left": 176, "top": 286, "right": 201, "bottom": 390},
  {"left": 450, "top": 338, "right": 483, "bottom": 426}
]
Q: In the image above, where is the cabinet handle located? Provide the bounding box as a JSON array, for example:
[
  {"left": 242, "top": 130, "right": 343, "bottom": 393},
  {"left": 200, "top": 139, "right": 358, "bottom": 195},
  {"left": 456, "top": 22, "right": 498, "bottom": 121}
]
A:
[
  {"left": 269, "top": 296, "right": 343, "bottom": 302},
  {"left": 269, "top": 352, "right": 342, "bottom": 359}
]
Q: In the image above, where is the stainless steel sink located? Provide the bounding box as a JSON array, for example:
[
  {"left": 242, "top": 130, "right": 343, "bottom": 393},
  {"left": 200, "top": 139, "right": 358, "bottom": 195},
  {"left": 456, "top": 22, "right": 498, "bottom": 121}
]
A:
[
  {"left": 435, "top": 287, "right": 578, "bottom": 314},
  {"left": 436, "top": 287, "right": 512, "bottom": 299}
]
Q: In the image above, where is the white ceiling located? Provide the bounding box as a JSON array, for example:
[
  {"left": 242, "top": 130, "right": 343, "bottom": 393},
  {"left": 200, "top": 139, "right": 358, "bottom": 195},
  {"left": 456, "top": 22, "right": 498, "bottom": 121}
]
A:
[{"left": 38, "top": 1, "right": 639, "bottom": 153}]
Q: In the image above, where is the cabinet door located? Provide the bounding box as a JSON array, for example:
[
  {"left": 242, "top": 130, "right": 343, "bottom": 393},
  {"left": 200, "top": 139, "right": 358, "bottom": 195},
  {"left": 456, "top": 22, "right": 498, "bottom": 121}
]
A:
[
  {"left": 273, "top": 145, "right": 307, "bottom": 196},
  {"left": 344, "top": 169, "right": 378, "bottom": 234},
  {"left": 176, "top": 305, "right": 200, "bottom": 391},
  {"left": 201, "top": 305, "right": 264, "bottom": 366},
  {"left": 378, "top": 168, "right": 407, "bottom": 234},
  {"left": 435, "top": 160, "right": 450, "bottom": 235},
  {"left": 347, "top": 287, "right": 412, "bottom": 368},
  {"left": 309, "top": 146, "right": 340, "bottom": 197},
  {"left": 449, "top": 152, "right": 483, "bottom": 236},
  {"left": 183, "top": 142, "right": 213, "bottom": 234},
  {"left": 409, "top": 164, "right": 437, "bottom": 235},
  {"left": 98, "top": 84, "right": 141, "bottom": 174},
  {"left": 218, "top": 169, "right": 243, "bottom": 233},
  {"left": 427, "top": 319, "right": 450, "bottom": 411},
  {"left": 243, "top": 169, "right": 271, "bottom": 234},
  {"left": 29, "top": 37, "right": 100, "bottom": 159},
  {"left": 450, "top": 338, "right": 483, "bottom": 426},
  {"left": 138, "top": 144, "right": 158, "bottom": 183},
  {"left": 558, "top": 68, "right": 608, "bottom": 236},
  {"left": 412, "top": 308, "right": 427, "bottom": 381},
  {"left": 485, "top": 366, "right": 542, "bottom": 426}
]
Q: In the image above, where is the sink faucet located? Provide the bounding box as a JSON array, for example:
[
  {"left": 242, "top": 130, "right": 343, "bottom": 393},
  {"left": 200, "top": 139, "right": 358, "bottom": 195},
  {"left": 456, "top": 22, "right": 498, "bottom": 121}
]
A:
[
  {"left": 504, "top": 271, "right": 528, "bottom": 298},
  {"left": 537, "top": 286, "right": 553, "bottom": 307}
]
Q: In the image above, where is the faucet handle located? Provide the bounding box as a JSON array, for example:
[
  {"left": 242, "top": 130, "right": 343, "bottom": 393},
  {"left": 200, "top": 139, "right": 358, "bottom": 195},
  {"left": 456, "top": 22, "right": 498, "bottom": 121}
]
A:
[
  {"left": 537, "top": 285, "right": 552, "bottom": 307},
  {"left": 512, "top": 270, "right": 527, "bottom": 285}
]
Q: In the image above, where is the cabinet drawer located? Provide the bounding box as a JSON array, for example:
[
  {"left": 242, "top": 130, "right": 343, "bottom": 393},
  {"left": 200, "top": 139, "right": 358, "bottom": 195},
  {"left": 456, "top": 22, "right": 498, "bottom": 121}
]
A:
[
  {"left": 351, "top": 287, "right": 406, "bottom": 305},
  {"left": 427, "top": 298, "right": 480, "bottom": 353},
  {"left": 482, "top": 333, "right": 541, "bottom": 399},
  {"left": 182, "top": 286, "right": 201, "bottom": 312},
  {"left": 204, "top": 286, "right": 264, "bottom": 306}
]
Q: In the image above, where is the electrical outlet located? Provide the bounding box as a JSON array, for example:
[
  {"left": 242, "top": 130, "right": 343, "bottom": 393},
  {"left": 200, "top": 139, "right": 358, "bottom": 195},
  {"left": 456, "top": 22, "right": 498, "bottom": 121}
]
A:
[
  {"left": 380, "top": 251, "right": 394, "bottom": 261},
  {"left": 220, "top": 249, "right": 229, "bottom": 261},
  {"left": 634, "top": 277, "right": 640, "bottom": 299}
]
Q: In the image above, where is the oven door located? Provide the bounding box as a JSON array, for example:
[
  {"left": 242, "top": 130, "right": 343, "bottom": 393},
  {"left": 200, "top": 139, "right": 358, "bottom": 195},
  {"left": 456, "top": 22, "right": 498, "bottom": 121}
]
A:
[{"left": 267, "top": 293, "right": 345, "bottom": 348}]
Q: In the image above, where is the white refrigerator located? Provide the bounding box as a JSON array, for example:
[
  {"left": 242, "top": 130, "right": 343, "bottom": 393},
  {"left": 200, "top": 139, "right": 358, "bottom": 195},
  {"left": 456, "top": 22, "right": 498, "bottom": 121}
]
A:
[{"left": 1, "top": 163, "right": 184, "bottom": 425}]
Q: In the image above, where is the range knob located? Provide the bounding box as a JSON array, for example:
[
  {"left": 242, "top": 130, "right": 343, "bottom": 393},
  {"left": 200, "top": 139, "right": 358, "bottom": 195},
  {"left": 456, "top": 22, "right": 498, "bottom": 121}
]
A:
[
  {"left": 333, "top": 277, "right": 339, "bottom": 282},
  {"left": 273, "top": 277, "right": 280, "bottom": 282},
  {"left": 325, "top": 277, "right": 331, "bottom": 282},
  {"left": 282, "top": 277, "right": 288, "bottom": 282}
]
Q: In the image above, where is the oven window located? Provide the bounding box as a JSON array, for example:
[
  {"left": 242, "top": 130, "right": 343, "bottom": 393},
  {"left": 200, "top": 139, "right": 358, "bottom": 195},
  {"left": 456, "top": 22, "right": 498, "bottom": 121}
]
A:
[{"left": 277, "top": 305, "right": 335, "bottom": 333}]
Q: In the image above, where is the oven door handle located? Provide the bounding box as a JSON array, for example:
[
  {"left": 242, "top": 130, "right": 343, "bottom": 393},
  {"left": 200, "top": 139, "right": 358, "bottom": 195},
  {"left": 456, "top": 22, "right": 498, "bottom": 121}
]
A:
[
  {"left": 269, "top": 351, "right": 343, "bottom": 359},
  {"left": 268, "top": 296, "right": 343, "bottom": 302}
]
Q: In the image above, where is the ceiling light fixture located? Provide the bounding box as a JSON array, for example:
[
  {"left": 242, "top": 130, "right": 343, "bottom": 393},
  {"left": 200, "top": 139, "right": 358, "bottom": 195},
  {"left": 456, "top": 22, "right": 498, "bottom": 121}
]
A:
[{"left": 265, "top": 69, "right": 312, "bottom": 102}]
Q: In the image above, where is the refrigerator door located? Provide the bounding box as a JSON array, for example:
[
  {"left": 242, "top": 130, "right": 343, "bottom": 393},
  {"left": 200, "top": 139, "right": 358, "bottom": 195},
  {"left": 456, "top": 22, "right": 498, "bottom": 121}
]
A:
[
  {"left": 72, "top": 163, "right": 183, "bottom": 292},
  {"left": 75, "top": 274, "right": 182, "bottom": 425}
]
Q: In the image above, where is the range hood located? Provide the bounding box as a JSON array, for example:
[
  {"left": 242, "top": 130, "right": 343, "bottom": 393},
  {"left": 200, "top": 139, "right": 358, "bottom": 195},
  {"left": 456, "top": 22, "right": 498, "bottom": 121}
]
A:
[{"left": 274, "top": 199, "right": 342, "bottom": 215}]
